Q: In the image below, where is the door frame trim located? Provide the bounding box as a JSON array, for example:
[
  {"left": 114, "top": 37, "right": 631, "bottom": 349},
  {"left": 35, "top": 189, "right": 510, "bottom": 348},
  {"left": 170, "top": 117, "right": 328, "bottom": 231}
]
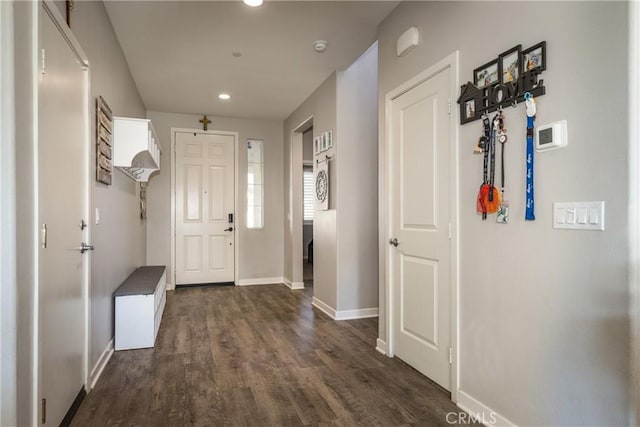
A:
[
  {"left": 288, "top": 115, "right": 313, "bottom": 288},
  {"left": 0, "top": 0, "right": 17, "bottom": 422},
  {"left": 629, "top": 2, "right": 640, "bottom": 423},
  {"left": 170, "top": 128, "right": 240, "bottom": 289},
  {"left": 382, "top": 51, "right": 460, "bottom": 401}
]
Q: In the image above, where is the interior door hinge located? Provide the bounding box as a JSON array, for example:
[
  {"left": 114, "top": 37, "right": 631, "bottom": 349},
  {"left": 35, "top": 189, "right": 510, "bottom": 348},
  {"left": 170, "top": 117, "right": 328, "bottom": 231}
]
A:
[
  {"left": 40, "top": 49, "right": 46, "bottom": 75},
  {"left": 448, "top": 347, "right": 453, "bottom": 365},
  {"left": 41, "top": 224, "right": 48, "bottom": 249},
  {"left": 448, "top": 223, "right": 452, "bottom": 240},
  {"left": 41, "top": 398, "right": 46, "bottom": 424},
  {"left": 448, "top": 98, "right": 451, "bottom": 115}
]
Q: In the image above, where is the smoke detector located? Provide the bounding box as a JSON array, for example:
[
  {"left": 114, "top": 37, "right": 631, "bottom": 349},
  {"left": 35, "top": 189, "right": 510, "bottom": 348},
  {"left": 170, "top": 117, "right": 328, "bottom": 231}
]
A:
[{"left": 313, "top": 40, "right": 328, "bottom": 53}]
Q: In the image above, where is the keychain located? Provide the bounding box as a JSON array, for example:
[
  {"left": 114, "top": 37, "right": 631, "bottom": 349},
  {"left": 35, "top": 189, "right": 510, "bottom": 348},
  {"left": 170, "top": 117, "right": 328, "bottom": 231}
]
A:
[{"left": 496, "top": 108, "right": 509, "bottom": 224}]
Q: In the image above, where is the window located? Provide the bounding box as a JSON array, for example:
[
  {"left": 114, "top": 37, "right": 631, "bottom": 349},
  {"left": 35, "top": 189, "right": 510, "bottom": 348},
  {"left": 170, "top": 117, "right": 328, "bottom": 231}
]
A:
[
  {"left": 303, "top": 165, "right": 314, "bottom": 222},
  {"left": 247, "top": 139, "right": 264, "bottom": 229}
]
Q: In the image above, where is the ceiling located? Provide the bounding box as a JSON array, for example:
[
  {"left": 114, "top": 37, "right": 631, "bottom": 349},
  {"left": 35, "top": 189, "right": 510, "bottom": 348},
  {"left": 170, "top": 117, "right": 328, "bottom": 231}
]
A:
[{"left": 104, "top": 1, "right": 398, "bottom": 121}]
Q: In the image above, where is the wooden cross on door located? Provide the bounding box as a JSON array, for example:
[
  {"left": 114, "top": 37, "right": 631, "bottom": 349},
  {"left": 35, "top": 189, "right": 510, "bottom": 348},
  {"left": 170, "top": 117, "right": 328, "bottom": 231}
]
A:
[{"left": 199, "top": 115, "right": 211, "bottom": 131}]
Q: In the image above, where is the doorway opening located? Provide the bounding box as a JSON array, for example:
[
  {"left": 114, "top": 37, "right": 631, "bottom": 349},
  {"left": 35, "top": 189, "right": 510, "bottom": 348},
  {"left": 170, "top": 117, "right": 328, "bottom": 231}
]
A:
[{"left": 302, "top": 128, "right": 314, "bottom": 291}]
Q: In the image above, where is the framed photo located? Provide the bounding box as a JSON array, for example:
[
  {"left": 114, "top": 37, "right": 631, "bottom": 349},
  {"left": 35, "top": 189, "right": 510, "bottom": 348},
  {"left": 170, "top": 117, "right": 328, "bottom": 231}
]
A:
[
  {"left": 474, "top": 59, "right": 499, "bottom": 88},
  {"left": 464, "top": 100, "right": 476, "bottom": 120},
  {"left": 314, "top": 136, "right": 322, "bottom": 155},
  {"left": 522, "top": 41, "right": 546, "bottom": 73},
  {"left": 499, "top": 45, "right": 522, "bottom": 84}
]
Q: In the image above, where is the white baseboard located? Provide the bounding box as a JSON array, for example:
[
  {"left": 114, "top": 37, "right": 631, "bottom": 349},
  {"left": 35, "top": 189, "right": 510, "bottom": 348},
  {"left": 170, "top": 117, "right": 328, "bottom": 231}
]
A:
[
  {"left": 312, "top": 297, "right": 337, "bottom": 318},
  {"left": 335, "top": 307, "right": 378, "bottom": 320},
  {"left": 236, "top": 277, "right": 284, "bottom": 286},
  {"left": 166, "top": 281, "right": 175, "bottom": 291},
  {"left": 457, "top": 390, "right": 517, "bottom": 427},
  {"left": 375, "top": 338, "right": 390, "bottom": 357},
  {"left": 89, "top": 338, "right": 114, "bottom": 390},
  {"left": 311, "top": 297, "right": 378, "bottom": 321},
  {"left": 283, "top": 278, "right": 305, "bottom": 290}
]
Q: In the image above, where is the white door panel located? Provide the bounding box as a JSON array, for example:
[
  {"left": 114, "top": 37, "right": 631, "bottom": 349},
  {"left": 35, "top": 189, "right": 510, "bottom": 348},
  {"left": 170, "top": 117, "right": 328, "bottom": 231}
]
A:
[
  {"left": 176, "top": 132, "right": 235, "bottom": 284},
  {"left": 391, "top": 68, "right": 451, "bottom": 390},
  {"left": 39, "top": 8, "right": 88, "bottom": 425}
]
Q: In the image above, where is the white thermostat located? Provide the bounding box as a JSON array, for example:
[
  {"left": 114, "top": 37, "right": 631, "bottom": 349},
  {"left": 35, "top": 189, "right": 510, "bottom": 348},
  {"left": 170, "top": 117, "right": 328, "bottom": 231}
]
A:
[{"left": 536, "top": 120, "right": 568, "bottom": 152}]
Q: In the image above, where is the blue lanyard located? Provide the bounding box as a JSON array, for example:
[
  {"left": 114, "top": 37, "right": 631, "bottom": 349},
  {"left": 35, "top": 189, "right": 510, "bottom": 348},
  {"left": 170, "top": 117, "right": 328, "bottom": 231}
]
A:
[{"left": 525, "top": 115, "right": 535, "bottom": 220}]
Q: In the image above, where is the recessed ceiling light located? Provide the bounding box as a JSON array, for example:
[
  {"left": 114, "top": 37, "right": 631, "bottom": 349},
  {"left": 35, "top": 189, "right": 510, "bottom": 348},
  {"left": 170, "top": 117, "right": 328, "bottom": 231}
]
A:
[
  {"left": 313, "top": 40, "right": 328, "bottom": 53},
  {"left": 218, "top": 93, "right": 231, "bottom": 100},
  {"left": 243, "top": 0, "right": 263, "bottom": 7}
]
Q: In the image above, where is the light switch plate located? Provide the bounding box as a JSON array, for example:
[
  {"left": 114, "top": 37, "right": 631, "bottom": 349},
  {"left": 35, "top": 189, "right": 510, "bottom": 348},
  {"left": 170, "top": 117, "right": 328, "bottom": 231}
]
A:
[{"left": 553, "top": 202, "right": 604, "bottom": 230}]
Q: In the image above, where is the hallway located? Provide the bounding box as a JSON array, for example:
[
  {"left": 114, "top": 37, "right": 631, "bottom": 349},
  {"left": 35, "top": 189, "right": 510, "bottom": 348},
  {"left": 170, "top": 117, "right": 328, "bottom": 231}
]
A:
[{"left": 71, "top": 285, "right": 470, "bottom": 426}]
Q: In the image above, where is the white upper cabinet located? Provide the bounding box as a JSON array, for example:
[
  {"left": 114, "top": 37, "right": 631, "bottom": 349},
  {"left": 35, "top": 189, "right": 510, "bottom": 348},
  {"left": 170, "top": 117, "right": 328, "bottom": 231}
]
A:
[{"left": 113, "top": 117, "right": 161, "bottom": 182}]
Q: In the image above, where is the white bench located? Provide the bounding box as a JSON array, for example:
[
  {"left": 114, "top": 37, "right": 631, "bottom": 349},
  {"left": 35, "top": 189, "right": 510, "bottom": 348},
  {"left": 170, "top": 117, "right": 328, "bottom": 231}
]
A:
[{"left": 114, "top": 266, "right": 166, "bottom": 351}]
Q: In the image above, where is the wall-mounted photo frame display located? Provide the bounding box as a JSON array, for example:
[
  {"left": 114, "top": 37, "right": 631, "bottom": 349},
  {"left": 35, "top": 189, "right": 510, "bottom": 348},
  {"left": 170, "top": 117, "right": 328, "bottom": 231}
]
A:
[
  {"left": 457, "top": 41, "right": 546, "bottom": 124},
  {"left": 325, "top": 130, "right": 333, "bottom": 150},
  {"left": 522, "top": 41, "right": 546, "bottom": 73},
  {"left": 499, "top": 45, "right": 522, "bottom": 84},
  {"left": 314, "top": 136, "right": 322, "bottom": 155},
  {"left": 314, "top": 131, "right": 334, "bottom": 155},
  {"left": 474, "top": 59, "right": 499, "bottom": 89},
  {"left": 464, "top": 100, "right": 476, "bottom": 120},
  {"left": 96, "top": 96, "right": 113, "bottom": 185}
]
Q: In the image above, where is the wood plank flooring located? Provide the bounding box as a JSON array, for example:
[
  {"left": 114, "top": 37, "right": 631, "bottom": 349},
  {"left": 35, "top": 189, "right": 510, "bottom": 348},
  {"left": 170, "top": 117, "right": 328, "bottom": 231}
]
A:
[{"left": 71, "top": 284, "right": 473, "bottom": 426}]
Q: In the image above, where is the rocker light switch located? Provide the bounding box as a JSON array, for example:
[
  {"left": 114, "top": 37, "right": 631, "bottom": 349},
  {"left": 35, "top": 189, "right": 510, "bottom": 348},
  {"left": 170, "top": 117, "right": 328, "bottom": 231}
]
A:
[{"left": 553, "top": 202, "right": 605, "bottom": 231}]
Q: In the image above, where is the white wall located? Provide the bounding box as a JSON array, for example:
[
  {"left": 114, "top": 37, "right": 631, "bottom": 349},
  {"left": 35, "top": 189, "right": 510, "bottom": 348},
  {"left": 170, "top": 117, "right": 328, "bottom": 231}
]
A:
[
  {"left": 146, "top": 111, "right": 285, "bottom": 283},
  {"left": 1, "top": 1, "right": 17, "bottom": 424},
  {"left": 13, "top": 1, "right": 146, "bottom": 422},
  {"left": 70, "top": 1, "right": 148, "bottom": 371},
  {"left": 336, "top": 42, "right": 378, "bottom": 311},
  {"left": 285, "top": 44, "right": 379, "bottom": 314},
  {"left": 14, "top": 2, "right": 38, "bottom": 423},
  {"left": 284, "top": 74, "right": 338, "bottom": 307},
  {"left": 377, "top": 2, "right": 630, "bottom": 425}
]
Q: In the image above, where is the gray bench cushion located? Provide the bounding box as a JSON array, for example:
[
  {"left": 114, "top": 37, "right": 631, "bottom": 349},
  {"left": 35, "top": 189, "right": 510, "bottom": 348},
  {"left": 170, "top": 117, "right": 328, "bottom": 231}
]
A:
[{"left": 114, "top": 266, "right": 166, "bottom": 297}]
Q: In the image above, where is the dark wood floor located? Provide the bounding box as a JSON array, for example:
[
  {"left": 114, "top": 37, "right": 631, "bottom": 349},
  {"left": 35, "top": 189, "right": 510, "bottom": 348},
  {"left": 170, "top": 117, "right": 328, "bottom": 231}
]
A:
[{"left": 71, "top": 283, "right": 471, "bottom": 426}]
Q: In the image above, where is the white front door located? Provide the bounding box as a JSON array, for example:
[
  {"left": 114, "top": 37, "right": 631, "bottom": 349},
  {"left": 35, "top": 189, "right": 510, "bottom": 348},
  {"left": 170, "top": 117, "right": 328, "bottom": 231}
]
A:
[
  {"left": 390, "top": 66, "right": 452, "bottom": 390},
  {"left": 175, "top": 132, "right": 235, "bottom": 285},
  {"left": 39, "top": 6, "right": 88, "bottom": 424}
]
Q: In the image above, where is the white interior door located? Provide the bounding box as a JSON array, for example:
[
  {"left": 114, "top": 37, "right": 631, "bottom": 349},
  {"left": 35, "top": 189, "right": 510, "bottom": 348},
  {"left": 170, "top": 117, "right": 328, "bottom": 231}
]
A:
[
  {"left": 175, "top": 132, "right": 235, "bottom": 285},
  {"left": 39, "top": 7, "right": 88, "bottom": 425},
  {"left": 390, "top": 67, "right": 452, "bottom": 390}
]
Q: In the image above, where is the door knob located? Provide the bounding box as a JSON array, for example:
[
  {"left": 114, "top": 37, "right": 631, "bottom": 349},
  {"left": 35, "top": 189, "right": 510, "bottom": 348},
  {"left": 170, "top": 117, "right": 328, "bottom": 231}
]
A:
[
  {"left": 76, "top": 242, "right": 95, "bottom": 254},
  {"left": 389, "top": 238, "right": 399, "bottom": 247},
  {"left": 224, "top": 227, "right": 234, "bottom": 232}
]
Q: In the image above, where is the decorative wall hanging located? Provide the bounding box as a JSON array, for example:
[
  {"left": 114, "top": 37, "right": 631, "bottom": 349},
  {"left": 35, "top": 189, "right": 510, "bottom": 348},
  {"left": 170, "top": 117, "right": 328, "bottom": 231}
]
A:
[
  {"left": 96, "top": 96, "right": 113, "bottom": 185},
  {"left": 458, "top": 41, "right": 546, "bottom": 124},
  {"left": 315, "top": 157, "right": 330, "bottom": 211}
]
